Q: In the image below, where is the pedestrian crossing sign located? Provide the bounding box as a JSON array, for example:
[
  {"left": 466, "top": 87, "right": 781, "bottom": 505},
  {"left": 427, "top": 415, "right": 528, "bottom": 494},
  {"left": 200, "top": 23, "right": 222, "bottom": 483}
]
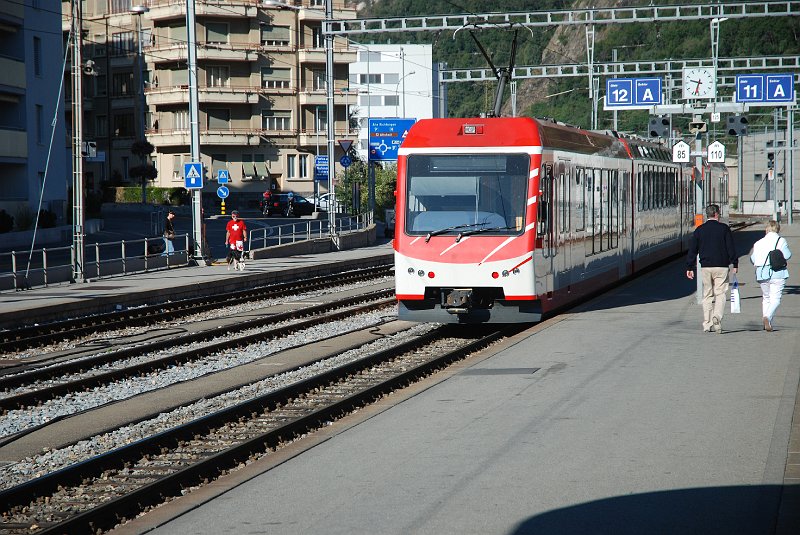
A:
[{"left": 184, "top": 162, "right": 203, "bottom": 189}]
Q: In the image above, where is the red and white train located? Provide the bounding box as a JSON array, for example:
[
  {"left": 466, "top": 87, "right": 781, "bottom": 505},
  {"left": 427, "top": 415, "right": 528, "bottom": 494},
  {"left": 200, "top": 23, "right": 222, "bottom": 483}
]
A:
[{"left": 393, "top": 117, "right": 728, "bottom": 323}]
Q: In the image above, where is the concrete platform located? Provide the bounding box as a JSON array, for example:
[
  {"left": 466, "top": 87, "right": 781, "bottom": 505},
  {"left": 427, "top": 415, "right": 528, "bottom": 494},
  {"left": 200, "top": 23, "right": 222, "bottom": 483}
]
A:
[
  {"left": 0, "top": 242, "right": 393, "bottom": 329},
  {"left": 121, "top": 223, "right": 800, "bottom": 535}
]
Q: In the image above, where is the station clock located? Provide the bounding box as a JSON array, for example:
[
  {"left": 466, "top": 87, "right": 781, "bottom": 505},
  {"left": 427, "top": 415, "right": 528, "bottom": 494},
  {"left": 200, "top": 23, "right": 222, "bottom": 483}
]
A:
[{"left": 682, "top": 67, "right": 716, "bottom": 99}]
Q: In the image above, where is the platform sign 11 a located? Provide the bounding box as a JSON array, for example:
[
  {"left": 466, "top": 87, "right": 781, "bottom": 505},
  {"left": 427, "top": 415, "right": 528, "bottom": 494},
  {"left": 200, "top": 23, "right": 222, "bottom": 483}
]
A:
[{"left": 736, "top": 74, "right": 795, "bottom": 104}]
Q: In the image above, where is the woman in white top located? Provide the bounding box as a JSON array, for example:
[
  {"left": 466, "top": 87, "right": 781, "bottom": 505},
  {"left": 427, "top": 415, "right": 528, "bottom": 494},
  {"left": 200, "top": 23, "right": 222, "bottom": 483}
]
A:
[{"left": 749, "top": 220, "right": 792, "bottom": 331}]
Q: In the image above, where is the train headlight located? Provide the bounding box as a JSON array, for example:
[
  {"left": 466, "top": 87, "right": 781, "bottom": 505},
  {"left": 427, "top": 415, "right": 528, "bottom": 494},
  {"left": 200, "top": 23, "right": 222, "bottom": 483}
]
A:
[
  {"left": 428, "top": 271, "right": 435, "bottom": 279},
  {"left": 417, "top": 270, "right": 425, "bottom": 277},
  {"left": 502, "top": 270, "right": 509, "bottom": 277},
  {"left": 491, "top": 272, "right": 499, "bottom": 279},
  {"left": 513, "top": 268, "right": 520, "bottom": 274},
  {"left": 408, "top": 267, "right": 415, "bottom": 275}
]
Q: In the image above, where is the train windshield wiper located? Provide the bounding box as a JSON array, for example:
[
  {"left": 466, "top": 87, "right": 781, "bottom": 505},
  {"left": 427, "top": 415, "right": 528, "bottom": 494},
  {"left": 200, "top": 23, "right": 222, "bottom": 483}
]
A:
[
  {"left": 455, "top": 226, "right": 515, "bottom": 242},
  {"left": 425, "top": 222, "right": 487, "bottom": 243}
]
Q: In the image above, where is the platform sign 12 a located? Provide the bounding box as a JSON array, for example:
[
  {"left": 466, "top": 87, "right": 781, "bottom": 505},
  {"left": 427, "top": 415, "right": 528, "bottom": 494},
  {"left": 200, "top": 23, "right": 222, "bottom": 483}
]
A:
[{"left": 605, "top": 78, "right": 662, "bottom": 109}]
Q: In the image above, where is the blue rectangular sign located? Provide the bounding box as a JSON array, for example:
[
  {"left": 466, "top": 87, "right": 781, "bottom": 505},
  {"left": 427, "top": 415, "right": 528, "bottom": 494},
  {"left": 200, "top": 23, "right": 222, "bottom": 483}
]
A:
[
  {"left": 184, "top": 162, "right": 203, "bottom": 189},
  {"left": 605, "top": 78, "right": 662, "bottom": 109},
  {"left": 217, "top": 169, "right": 229, "bottom": 184},
  {"left": 736, "top": 73, "right": 795, "bottom": 104},
  {"left": 314, "top": 155, "right": 329, "bottom": 182},
  {"left": 369, "top": 118, "right": 416, "bottom": 161}
]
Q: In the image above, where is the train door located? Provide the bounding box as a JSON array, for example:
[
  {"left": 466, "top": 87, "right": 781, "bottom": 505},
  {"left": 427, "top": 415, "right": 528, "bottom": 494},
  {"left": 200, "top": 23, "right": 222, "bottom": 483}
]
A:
[
  {"left": 573, "top": 166, "right": 586, "bottom": 281},
  {"left": 620, "top": 168, "right": 633, "bottom": 275},
  {"left": 556, "top": 160, "right": 570, "bottom": 284},
  {"left": 535, "top": 162, "right": 555, "bottom": 296}
]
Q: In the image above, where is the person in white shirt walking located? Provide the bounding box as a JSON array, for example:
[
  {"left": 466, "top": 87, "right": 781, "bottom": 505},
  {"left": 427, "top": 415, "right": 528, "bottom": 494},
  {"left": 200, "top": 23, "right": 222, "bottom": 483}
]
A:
[{"left": 749, "top": 220, "right": 792, "bottom": 332}]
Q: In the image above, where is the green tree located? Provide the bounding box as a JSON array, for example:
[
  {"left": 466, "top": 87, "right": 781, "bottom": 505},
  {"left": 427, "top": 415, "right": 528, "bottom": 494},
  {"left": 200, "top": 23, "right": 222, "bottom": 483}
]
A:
[{"left": 337, "top": 157, "right": 397, "bottom": 221}]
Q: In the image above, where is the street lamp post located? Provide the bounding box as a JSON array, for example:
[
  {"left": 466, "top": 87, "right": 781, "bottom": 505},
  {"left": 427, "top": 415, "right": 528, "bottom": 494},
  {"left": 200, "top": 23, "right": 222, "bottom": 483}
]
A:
[
  {"left": 131, "top": 5, "right": 149, "bottom": 205},
  {"left": 394, "top": 71, "right": 415, "bottom": 118}
]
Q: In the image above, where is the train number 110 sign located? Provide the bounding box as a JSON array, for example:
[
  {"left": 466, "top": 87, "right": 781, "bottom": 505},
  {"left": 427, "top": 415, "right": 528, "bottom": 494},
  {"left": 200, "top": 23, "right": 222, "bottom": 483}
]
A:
[{"left": 707, "top": 141, "right": 726, "bottom": 163}]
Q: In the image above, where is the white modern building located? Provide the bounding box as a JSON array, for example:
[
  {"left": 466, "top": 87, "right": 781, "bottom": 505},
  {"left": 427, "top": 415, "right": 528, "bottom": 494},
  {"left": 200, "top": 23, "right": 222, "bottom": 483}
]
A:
[{"left": 347, "top": 43, "right": 441, "bottom": 161}]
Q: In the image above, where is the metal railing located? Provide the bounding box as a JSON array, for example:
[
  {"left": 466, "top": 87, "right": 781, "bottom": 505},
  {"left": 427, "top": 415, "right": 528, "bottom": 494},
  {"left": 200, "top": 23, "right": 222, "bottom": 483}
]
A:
[
  {"left": 0, "top": 234, "right": 190, "bottom": 292},
  {"left": 247, "top": 212, "right": 372, "bottom": 251},
  {"left": 0, "top": 211, "right": 374, "bottom": 292}
]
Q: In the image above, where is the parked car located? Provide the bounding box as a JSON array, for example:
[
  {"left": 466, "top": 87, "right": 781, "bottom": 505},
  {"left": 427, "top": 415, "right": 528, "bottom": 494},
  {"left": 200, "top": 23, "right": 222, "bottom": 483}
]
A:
[
  {"left": 313, "top": 193, "right": 340, "bottom": 212},
  {"left": 261, "top": 193, "right": 315, "bottom": 217}
]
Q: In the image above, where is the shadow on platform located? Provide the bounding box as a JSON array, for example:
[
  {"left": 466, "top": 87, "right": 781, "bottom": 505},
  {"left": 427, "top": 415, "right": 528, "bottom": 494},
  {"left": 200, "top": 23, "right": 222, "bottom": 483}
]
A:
[{"left": 510, "top": 484, "right": 799, "bottom": 535}]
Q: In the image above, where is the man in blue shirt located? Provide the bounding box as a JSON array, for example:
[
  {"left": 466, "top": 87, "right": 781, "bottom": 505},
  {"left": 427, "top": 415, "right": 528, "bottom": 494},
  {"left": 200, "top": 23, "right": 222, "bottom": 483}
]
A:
[{"left": 685, "top": 204, "right": 738, "bottom": 333}]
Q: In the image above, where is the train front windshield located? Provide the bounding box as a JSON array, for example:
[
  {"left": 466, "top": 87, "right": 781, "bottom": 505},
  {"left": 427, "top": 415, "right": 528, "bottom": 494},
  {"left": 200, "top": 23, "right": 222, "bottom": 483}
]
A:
[{"left": 404, "top": 154, "right": 529, "bottom": 237}]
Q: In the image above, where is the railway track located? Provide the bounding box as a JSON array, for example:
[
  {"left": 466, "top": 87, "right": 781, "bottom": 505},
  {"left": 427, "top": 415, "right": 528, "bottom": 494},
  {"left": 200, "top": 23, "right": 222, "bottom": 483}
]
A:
[
  {"left": 0, "top": 265, "right": 393, "bottom": 355},
  {"left": 0, "top": 324, "right": 516, "bottom": 534},
  {"left": 0, "top": 288, "right": 395, "bottom": 414}
]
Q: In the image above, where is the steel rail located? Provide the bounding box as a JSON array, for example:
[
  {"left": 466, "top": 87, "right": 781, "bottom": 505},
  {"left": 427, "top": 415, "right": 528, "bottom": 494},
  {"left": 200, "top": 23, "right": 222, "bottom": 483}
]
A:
[
  {"left": 0, "top": 289, "right": 395, "bottom": 411},
  {"left": 0, "top": 264, "right": 392, "bottom": 355},
  {"left": 0, "top": 325, "right": 514, "bottom": 534}
]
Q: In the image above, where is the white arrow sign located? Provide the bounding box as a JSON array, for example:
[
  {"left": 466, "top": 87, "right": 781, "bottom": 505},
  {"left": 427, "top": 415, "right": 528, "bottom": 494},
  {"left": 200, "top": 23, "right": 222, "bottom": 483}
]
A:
[
  {"left": 707, "top": 141, "right": 726, "bottom": 163},
  {"left": 672, "top": 140, "right": 691, "bottom": 163}
]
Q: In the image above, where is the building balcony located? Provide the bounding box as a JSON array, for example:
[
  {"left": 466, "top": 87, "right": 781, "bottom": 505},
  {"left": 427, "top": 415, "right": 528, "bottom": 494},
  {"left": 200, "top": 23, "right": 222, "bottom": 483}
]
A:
[
  {"left": 147, "top": 128, "right": 263, "bottom": 147},
  {"left": 298, "top": 128, "right": 356, "bottom": 148},
  {"left": 298, "top": 46, "right": 357, "bottom": 65},
  {"left": 146, "top": 0, "right": 256, "bottom": 21},
  {"left": 145, "top": 85, "right": 261, "bottom": 105},
  {"left": 0, "top": 129, "right": 26, "bottom": 159},
  {"left": 298, "top": 90, "right": 326, "bottom": 107},
  {"left": 147, "top": 42, "right": 257, "bottom": 63},
  {"left": 0, "top": 56, "right": 25, "bottom": 90}
]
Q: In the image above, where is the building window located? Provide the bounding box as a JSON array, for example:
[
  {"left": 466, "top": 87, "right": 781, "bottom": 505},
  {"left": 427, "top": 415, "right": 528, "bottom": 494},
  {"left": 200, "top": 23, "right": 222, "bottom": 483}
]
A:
[
  {"left": 172, "top": 67, "right": 188, "bottom": 87},
  {"left": 174, "top": 110, "right": 189, "bottom": 130},
  {"left": 114, "top": 113, "right": 135, "bottom": 137},
  {"left": 111, "top": 32, "right": 134, "bottom": 56},
  {"left": 359, "top": 73, "right": 381, "bottom": 84},
  {"left": 287, "top": 154, "right": 296, "bottom": 179},
  {"left": 110, "top": 0, "right": 131, "bottom": 14},
  {"left": 384, "top": 95, "right": 399, "bottom": 106},
  {"left": 206, "top": 22, "right": 228, "bottom": 44},
  {"left": 312, "top": 70, "right": 326, "bottom": 91},
  {"left": 33, "top": 37, "right": 42, "bottom": 76},
  {"left": 112, "top": 72, "right": 134, "bottom": 96},
  {"left": 359, "top": 51, "right": 381, "bottom": 62},
  {"left": 122, "top": 156, "right": 130, "bottom": 181},
  {"left": 207, "top": 66, "right": 229, "bottom": 88},
  {"left": 261, "top": 67, "right": 290, "bottom": 89},
  {"left": 207, "top": 108, "right": 231, "bottom": 130},
  {"left": 93, "top": 35, "right": 106, "bottom": 57},
  {"left": 360, "top": 95, "right": 381, "bottom": 106},
  {"left": 262, "top": 110, "right": 291, "bottom": 131},
  {"left": 260, "top": 25, "right": 290, "bottom": 46},
  {"left": 312, "top": 27, "right": 323, "bottom": 48},
  {"left": 96, "top": 74, "right": 107, "bottom": 97},
  {"left": 299, "top": 154, "right": 308, "bottom": 179},
  {"left": 36, "top": 105, "right": 44, "bottom": 144},
  {"left": 383, "top": 73, "right": 399, "bottom": 84},
  {"left": 96, "top": 115, "right": 108, "bottom": 137}
]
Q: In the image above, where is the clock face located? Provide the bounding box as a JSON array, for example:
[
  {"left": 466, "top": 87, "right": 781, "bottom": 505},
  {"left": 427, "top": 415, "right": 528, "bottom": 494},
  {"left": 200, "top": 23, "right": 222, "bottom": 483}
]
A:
[{"left": 683, "top": 68, "right": 716, "bottom": 99}]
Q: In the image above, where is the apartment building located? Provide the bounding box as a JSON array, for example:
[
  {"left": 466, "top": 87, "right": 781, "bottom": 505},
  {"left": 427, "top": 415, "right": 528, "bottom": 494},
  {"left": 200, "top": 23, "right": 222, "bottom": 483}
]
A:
[
  {"left": 65, "top": 0, "right": 357, "bottom": 203},
  {"left": 1, "top": 0, "right": 68, "bottom": 218}
]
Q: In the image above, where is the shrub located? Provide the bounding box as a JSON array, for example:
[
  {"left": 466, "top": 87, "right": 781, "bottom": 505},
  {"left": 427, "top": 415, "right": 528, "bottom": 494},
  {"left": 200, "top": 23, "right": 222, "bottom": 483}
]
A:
[
  {"left": 14, "top": 206, "right": 34, "bottom": 231},
  {"left": 0, "top": 210, "right": 13, "bottom": 233},
  {"left": 38, "top": 209, "right": 57, "bottom": 228}
]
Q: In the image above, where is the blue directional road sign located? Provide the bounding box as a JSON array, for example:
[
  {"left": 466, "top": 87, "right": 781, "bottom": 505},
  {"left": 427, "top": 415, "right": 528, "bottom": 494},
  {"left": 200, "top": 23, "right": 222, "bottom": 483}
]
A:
[
  {"left": 736, "top": 74, "right": 795, "bottom": 104},
  {"left": 369, "top": 118, "right": 416, "bottom": 162},
  {"left": 339, "top": 155, "right": 352, "bottom": 168},
  {"left": 605, "top": 78, "right": 662, "bottom": 109},
  {"left": 217, "top": 169, "right": 229, "bottom": 184},
  {"left": 314, "top": 155, "right": 329, "bottom": 182},
  {"left": 184, "top": 162, "right": 203, "bottom": 189},
  {"left": 217, "top": 185, "right": 230, "bottom": 199}
]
